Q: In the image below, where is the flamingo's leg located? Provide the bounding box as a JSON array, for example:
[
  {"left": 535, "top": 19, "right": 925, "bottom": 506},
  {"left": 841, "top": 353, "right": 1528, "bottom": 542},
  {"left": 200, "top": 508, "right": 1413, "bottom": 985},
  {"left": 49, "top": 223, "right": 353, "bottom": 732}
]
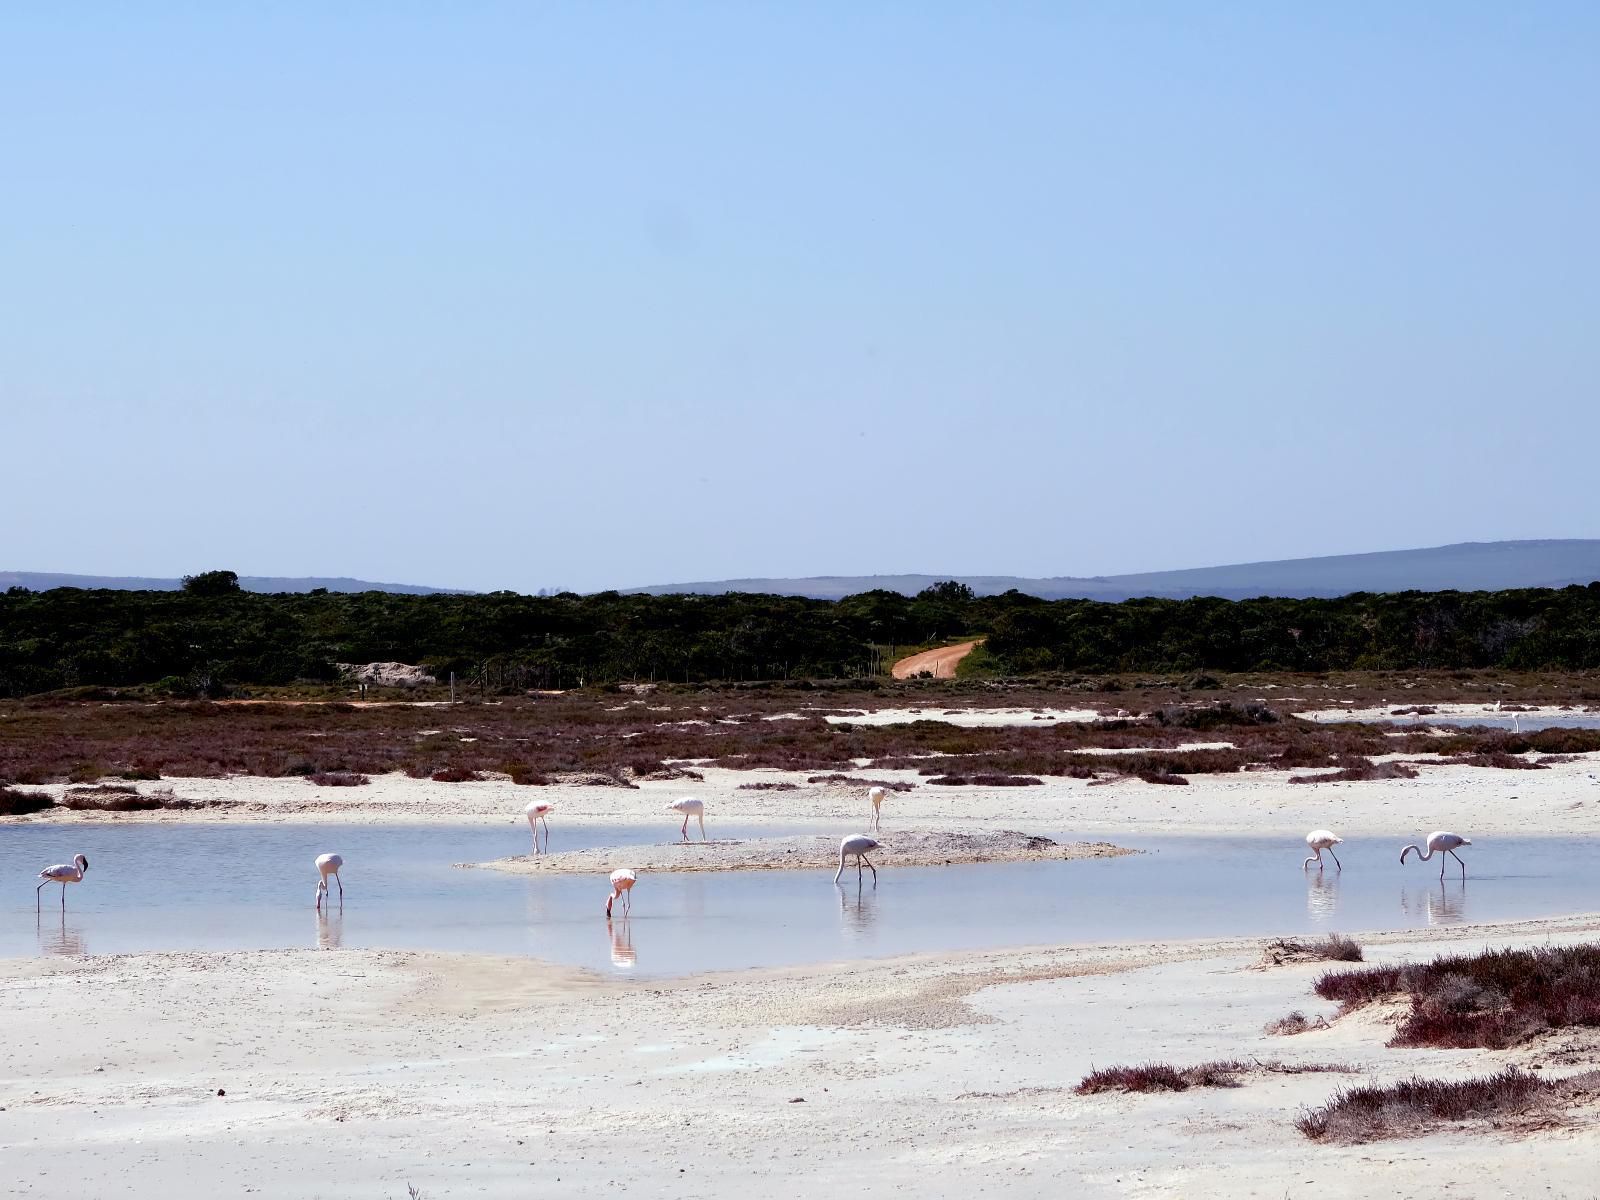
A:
[
  {"left": 336, "top": 873, "right": 344, "bottom": 901},
  {"left": 36, "top": 881, "right": 46, "bottom": 914},
  {"left": 862, "top": 854, "right": 876, "bottom": 883},
  {"left": 1329, "top": 848, "right": 1342, "bottom": 871},
  {"left": 60, "top": 883, "right": 67, "bottom": 911},
  {"left": 1451, "top": 849, "right": 1466, "bottom": 878},
  {"left": 680, "top": 815, "right": 689, "bottom": 841}
]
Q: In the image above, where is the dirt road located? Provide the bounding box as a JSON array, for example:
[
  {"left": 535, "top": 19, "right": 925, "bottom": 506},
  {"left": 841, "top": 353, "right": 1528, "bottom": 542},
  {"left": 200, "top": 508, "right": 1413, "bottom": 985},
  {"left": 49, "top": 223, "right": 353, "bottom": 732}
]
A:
[{"left": 891, "top": 638, "right": 984, "bottom": 679}]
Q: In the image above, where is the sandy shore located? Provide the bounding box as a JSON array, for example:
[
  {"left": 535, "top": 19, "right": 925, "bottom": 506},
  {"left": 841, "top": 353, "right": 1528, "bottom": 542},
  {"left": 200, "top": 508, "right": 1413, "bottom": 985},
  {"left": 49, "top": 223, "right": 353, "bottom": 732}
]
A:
[
  {"left": 12, "top": 746, "right": 1600, "bottom": 839},
  {"left": 8, "top": 913, "right": 1600, "bottom": 1197},
  {"left": 466, "top": 829, "right": 1136, "bottom": 875}
]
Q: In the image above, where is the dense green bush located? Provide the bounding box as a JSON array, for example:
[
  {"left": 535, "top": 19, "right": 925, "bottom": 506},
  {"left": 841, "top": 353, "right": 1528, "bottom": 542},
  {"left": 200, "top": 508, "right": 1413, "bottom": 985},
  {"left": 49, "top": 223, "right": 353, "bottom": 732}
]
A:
[{"left": 4, "top": 578, "right": 1600, "bottom": 697}]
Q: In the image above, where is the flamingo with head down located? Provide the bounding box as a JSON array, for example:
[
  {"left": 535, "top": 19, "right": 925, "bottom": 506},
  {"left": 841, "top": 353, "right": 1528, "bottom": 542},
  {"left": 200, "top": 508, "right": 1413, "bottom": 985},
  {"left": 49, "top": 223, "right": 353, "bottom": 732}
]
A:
[
  {"left": 1302, "top": 830, "right": 1343, "bottom": 871},
  {"left": 524, "top": 800, "right": 553, "bottom": 853},
  {"left": 606, "top": 869, "right": 636, "bottom": 917},
  {"left": 835, "top": 835, "right": 880, "bottom": 884},
  {"left": 1401, "top": 831, "right": 1471, "bottom": 880}
]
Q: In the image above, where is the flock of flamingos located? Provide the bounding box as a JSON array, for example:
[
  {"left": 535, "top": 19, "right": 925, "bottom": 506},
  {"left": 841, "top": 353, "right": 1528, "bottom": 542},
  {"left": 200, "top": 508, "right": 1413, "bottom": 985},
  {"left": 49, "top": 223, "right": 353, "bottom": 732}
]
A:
[{"left": 34, "top": 783, "right": 1475, "bottom": 916}]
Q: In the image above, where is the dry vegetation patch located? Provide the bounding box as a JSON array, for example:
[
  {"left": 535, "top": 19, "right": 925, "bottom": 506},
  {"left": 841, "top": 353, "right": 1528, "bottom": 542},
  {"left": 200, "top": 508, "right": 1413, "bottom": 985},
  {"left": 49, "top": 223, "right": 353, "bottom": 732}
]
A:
[
  {"left": 1289, "top": 760, "right": 1418, "bottom": 784},
  {"left": 3, "top": 678, "right": 1598, "bottom": 790},
  {"left": 1297, "top": 1068, "right": 1600, "bottom": 1143},
  {"left": 1077, "top": 1058, "right": 1352, "bottom": 1095},
  {"left": 306, "top": 771, "right": 370, "bottom": 787},
  {"left": 0, "top": 786, "right": 53, "bottom": 815},
  {"left": 1265, "top": 1010, "right": 1331, "bottom": 1036},
  {"left": 1315, "top": 944, "right": 1600, "bottom": 1049},
  {"left": 1260, "top": 935, "right": 1364, "bottom": 966},
  {"left": 58, "top": 784, "right": 221, "bottom": 811}
]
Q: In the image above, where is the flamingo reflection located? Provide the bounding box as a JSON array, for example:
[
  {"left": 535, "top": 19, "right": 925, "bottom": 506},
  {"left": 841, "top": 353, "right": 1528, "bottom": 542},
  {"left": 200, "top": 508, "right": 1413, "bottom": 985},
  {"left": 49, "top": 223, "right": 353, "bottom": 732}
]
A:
[
  {"left": 606, "top": 917, "right": 636, "bottom": 970},
  {"left": 316, "top": 907, "right": 345, "bottom": 950},
  {"left": 38, "top": 911, "right": 87, "bottom": 957},
  {"left": 1305, "top": 869, "right": 1340, "bottom": 923},
  {"left": 1402, "top": 880, "right": 1467, "bottom": 926},
  {"left": 836, "top": 878, "right": 879, "bottom": 937}
]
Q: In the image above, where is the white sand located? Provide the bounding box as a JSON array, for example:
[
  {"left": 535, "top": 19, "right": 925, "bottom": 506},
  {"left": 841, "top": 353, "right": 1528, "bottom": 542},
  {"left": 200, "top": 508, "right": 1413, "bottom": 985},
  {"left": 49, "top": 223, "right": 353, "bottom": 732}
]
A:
[
  {"left": 824, "top": 706, "right": 1106, "bottom": 726},
  {"left": 8, "top": 915, "right": 1600, "bottom": 1197},
  {"left": 15, "top": 748, "right": 1600, "bottom": 838}
]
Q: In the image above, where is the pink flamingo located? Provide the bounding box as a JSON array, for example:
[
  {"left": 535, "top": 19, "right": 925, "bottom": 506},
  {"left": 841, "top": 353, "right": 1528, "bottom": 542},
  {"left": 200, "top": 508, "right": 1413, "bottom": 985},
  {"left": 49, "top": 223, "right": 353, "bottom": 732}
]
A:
[
  {"left": 1401, "top": 832, "right": 1471, "bottom": 880},
  {"left": 835, "top": 835, "right": 880, "bottom": 884},
  {"left": 605, "top": 869, "right": 636, "bottom": 917},
  {"left": 524, "top": 800, "right": 553, "bottom": 853},
  {"left": 1302, "top": 830, "right": 1343, "bottom": 871},
  {"left": 314, "top": 853, "right": 344, "bottom": 909},
  {"left": 36, "top": 854, "right": 89, "bottom": 913},
  {"left": 868, "top": 786, "right": 887, "bottom": 832},
  {"left": 667, "top": 797, "right": 705, "bottom": 841}
]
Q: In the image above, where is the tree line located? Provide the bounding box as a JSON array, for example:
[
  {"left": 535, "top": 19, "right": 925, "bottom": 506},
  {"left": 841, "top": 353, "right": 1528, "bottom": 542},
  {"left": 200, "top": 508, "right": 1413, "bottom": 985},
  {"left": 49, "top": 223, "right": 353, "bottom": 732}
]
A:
[{"left": 2, "top": 573, "right": 1599, "bottom": 697}]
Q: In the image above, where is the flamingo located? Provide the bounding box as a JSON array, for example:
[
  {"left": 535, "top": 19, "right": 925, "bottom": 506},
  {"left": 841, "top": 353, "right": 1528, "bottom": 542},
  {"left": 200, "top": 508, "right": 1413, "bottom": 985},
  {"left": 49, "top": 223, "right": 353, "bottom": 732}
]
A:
[
  {"left": 835, "top": 835, "right": 880, "bottom": 884},
  {"left": 667, "top": 797, "right": 706, "bottom": 841},
  {"left": 1302, "top": 830, "right": 1344, "bottom": 871},
  {"left": 36, "top": 854, "right": 89, "bottom": 913},
  {"left": 524, "top": 800, "right": 553, "bottom": 853},
  {"left": 314, "top": 853, "right": 344, "bottom": 909},
  {"left": 867, "top": 786, "right": 886, "bottom": 832},
  {"left": 605, "top": 868, "right": 636, "bottom": 917},
  {"left": 1401, "top": 831, "right": 1472, "bottom": 880}
]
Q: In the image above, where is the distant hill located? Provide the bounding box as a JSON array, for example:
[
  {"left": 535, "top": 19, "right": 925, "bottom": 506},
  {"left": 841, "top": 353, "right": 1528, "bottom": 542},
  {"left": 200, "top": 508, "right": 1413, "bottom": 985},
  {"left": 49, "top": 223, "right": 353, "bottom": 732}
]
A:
[
  {"left": 624, "top": 540, "right": 1600, "bottom": 601},
  {"left": 0, "top": 571, "right": 469, "bottom": 596}
]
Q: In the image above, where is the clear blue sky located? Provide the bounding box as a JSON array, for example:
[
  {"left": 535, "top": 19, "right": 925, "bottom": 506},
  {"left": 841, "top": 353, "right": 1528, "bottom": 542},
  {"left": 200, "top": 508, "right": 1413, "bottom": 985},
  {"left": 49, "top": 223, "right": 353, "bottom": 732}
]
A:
[{"left": 4, "top": 3, "right": 1596, "bottom": 592}]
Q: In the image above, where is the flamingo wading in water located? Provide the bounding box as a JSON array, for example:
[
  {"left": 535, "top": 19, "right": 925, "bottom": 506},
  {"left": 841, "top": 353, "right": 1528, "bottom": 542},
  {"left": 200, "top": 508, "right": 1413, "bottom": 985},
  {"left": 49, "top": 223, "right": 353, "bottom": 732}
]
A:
[
  {"left": 1303, "top": 830, "right": 1344, "bottom": 871},
  {"left": 524, "top": 800, "right": 553, "bottom": 853},
  {"left": 867, "top": 786, "right": 886, "bottom": 833},
  {"left": 36, "top": 854, "right": 89, "bottom": 913},
  {"left": 667, "top": 797, "right": 706, "bottom": 841},
  {"left": 314, "top": 853, "right": 344, "bottom": 909},
  {"left": 606, "top": 869, "right": 636, "bottom": 917},
  {"left": 835, "top": 835, "right": 880, "bottom": 884},
  {"left": 1401, "top": 832, "right": 1472, "bottom": 880}
]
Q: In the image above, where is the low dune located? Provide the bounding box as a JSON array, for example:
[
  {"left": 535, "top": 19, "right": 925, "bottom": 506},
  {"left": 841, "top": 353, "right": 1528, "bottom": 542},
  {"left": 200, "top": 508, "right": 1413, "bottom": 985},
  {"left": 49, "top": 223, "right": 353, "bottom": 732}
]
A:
[{"left": 466, "top": 829, "right": 1136, "bottom": 875}]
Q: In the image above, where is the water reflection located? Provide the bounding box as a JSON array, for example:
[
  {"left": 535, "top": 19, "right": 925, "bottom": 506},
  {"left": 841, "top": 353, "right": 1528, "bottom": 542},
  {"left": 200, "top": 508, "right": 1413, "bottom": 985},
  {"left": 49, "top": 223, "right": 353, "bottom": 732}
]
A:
[
  {"left": 837, "top": 879, "right": 879, "bottom": 938},
  {"left": 315, "top": 909, "right": 344, "bottom": 950},
  {"left": 1305, "top": 870, "right": 1340, "bottom": 923},
  {"left": 607, "top": 917, "right": 636, "bottom": 970},
  {"left": 1402, "top": 880, "right": 1467, "bottom": 926},
  {"left": 38, "top": 912, "right": 87, "bottom": 957}
]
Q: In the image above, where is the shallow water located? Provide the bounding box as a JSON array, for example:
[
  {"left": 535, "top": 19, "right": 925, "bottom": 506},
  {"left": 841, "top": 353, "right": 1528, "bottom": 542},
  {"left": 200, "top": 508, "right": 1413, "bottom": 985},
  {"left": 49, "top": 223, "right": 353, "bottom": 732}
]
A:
[
  {"left": 1331, "top": 712, "right": 1600, "bottom": 731},
  {"left": 4, "top": 823, "right": 1598, "bottom": 976}
]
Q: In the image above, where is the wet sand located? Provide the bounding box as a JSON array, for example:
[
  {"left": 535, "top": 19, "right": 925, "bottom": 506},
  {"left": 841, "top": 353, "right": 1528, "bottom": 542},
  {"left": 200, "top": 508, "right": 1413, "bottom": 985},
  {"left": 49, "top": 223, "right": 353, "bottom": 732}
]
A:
[{"left": 466, "top": 829, "right": 1135, "bottom": 875}]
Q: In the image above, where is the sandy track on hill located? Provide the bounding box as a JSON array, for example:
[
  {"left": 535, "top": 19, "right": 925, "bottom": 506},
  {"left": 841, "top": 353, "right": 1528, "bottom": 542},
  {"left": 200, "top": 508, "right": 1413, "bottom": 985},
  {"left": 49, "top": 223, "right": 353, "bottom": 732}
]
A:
[{"left": 892, "top": 638, "right": 984, "bottom": 679}]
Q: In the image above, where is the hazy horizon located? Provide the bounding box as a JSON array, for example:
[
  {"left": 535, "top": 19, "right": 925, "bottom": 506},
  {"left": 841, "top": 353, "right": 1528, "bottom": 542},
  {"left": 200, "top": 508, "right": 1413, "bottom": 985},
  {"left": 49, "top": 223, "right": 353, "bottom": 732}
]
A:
[{"left": 6, "top": 5, "right": 1596, "bottom": 592}]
